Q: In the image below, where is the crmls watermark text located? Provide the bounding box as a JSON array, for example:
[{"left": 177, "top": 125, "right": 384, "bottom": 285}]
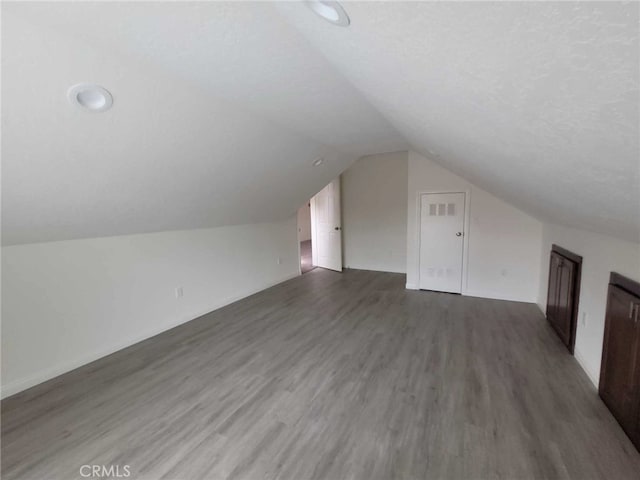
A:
[{"left": 79, "top": 465, "right": 131, "bottom": 478}]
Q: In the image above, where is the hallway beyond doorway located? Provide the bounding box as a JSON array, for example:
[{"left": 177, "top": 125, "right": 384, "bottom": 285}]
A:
[{"left": 300, "top": 239, "right": 314, "bottom": 274}]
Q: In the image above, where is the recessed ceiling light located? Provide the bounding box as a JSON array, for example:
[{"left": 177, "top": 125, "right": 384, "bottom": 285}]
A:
[
  {"left": 312, "top": 158, "right": 324, "bottom": 167},
  {"left": 306, "top": 1, "right": 350, "bottom": 27},
  {"left": 68, "top": 84, "right": 113, "bottom": 113}
]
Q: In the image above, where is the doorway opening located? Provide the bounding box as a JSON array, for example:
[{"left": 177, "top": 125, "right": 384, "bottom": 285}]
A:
[
  {"left": 545, "top": 244, "right": 582, "bottom": 354},
  {"left": 298, "top": 177, "right": 344, "bottom": 274},
  {"left": 297, "top": 201, "right": 315, "bottom": 274}
]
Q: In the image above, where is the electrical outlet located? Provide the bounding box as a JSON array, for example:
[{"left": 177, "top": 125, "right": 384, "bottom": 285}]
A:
[
  {"left": 175, "top": 287, "right": 183, "bottom": 299},
  {"left": 581, "top": 311, "right": 587, "bottom": 327},
  {"left": 277, "top": 257, "right": 283, "bottom": 265}
]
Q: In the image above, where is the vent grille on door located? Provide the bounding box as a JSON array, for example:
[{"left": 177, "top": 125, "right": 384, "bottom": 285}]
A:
[
  {"left": 428, "top": 203, "right": 457, "bottom": 216},
  {"left": 447, "top": 203, "right": 455, "bottom": 216},
  {"left": 425, "top": 267, "right": 456, "bottom": 278}
]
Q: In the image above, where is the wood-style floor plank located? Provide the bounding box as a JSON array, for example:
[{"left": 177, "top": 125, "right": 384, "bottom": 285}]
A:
[{"left": 2, "top": 268, "right": 640, "bottom": 479}]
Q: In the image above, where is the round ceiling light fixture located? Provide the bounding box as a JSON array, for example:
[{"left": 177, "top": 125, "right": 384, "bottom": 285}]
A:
[
  {"left": 68, "top": 84, "right": 113, "bottom": 112},
  {"left": 312, "top": 157, "right": 325, "bottom": 167},
  {"left": 306, "top": 1, "right": 350, "bottom": 27}
]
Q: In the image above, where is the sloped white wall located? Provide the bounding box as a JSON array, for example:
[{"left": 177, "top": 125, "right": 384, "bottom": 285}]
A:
[
  {"left": 341, "top": 152, "right": 408, "bottom": 273},
  {"left": 538, "top": 223, "right": 640, "bottom": 386},
  {"left": 1, "top": 218, "right": 299, "bottom": 398},
  {"left": 406, "top": 151, "right": 542, "bottom": 302}
]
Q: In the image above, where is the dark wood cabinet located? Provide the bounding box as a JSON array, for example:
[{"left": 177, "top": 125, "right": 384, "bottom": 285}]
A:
[
  {"left": 546, "top": 245, "right": 582, "bottom": 353},
  {"left": 599, "top": 272, "right": 640, "bottom": 452}
]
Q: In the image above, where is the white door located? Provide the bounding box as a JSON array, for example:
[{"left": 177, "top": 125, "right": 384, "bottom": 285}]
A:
[
  {"left": 310, "top": 178, "right": 342, "bottom": 272},
  {"left": 419, "top": 192, "right": 465, "bottom": 293}
]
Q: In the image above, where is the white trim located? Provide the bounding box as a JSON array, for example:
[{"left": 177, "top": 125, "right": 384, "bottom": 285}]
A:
[
  {"left": 463, "top": 290, "right": 536, "bottom": 304},
  {"left": 310, "top": 194, "right": 319, "bottom": 268},
  {"left": 537, "top": 301, "right": 598, "bottom": 390},
  {"left": 574, "top": 346, "right": 599, "bottom": 389},
  {"left": 342, "top": 265, "right": 406, "bottom": 274},
  {"left": 310, "top": 178, "right": 342, "bottom": 272},
  {"left": 536, "top": 293, "right": 598, "bottom": 390},
  {"left": 416, "top": 190, "right": 471, "bottom": 294},
  {"left": 296, "top": 217, "right": 302, "bottom": 276},
  {"left": 1, "top": 272, "right": 300, "bottom": 399},
  {"left": 405, "top": 283, "right": 418, "bottom": 290}
]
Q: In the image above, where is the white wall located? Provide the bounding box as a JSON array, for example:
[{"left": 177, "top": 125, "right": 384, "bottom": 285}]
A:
[
  {"left": 297, "top": 203, "right": 312, "bottom": 242},
  {"left": 341, "top": 152, "right": 408, "bottom": 273},
  {"left": 1, "top": 219, "right": 299, "bottom": 398},
  {"left": 406, "top": 151, "right": 542, "bottom": 303},
  {"left": 537, "top": 223, "right": 640, "bottom": 386}
]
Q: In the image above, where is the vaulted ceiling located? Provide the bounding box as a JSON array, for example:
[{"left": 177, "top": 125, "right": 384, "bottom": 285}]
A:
[{"left": 2, "top": 1, "right": 638, "bottom": 245}]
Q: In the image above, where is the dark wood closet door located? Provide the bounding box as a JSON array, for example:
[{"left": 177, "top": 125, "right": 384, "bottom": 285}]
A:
[
  {"left": 554, "top": 258, "right": 576, "bottom": 346},
  {"left": 546, "top": 246, "right": 581, "bottom": 353},
  {"left": 599, "top": 281, "right": 640, "bottom": 450},
  {"left": 546, "top": 252, "right": 562, "bottom": 325}
]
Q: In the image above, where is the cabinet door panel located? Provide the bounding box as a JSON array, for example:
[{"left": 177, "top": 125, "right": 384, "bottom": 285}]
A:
[
  {"left": 546, "top": 253, "right": 562, "bottom": 326},
  {"left": 546, "top": 251, "right": 578, "bottom": 351},
  {"left": 554, "top": 261, "right": 575, "bottom": 346},
  {"left": 600, "top": 286, "right": 640, "bottom": 440},
  {"left": 634, "top": 359, "right": 640, "bottom": 448}
]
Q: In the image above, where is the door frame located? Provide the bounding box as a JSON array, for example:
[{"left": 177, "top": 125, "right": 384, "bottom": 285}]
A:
[
  {"left": 310, "top": 178, "right": 342, "bottom": 272},
  {"left": 310, "top": 198, "right": 317, "bottom": 268},
  {"left": 297, "top": 202, "right": 312, "bottom": 276},
  {"left": 546, "top": 244, "right": 582, "bottom": 354},
  {"left": 416, "top": 190, "right": 471, "bottom": 294}
]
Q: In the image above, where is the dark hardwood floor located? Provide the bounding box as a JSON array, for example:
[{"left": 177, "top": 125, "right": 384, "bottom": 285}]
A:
[{"left": 2, "top": 269, "right": 640, "bottom": 479}]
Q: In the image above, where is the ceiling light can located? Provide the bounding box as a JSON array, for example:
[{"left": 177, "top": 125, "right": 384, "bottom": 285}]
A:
[
  {"left": 306, "top": 1, "right": 350, "bottom": 27},
  {"left": 68, "top": 84, "right": 113, "bottom": 113}
]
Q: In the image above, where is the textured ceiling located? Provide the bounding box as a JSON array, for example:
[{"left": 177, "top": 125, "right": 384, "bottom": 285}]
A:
[
  {"left": 276, "top": 1, "right": 640, "bottom": 242},
  {"left": 2, "top": 1, "right": 639, "bottom": 245}
]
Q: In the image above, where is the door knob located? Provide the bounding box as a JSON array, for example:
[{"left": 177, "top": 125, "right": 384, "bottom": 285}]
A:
[
  {"left": 456, "top": 232, "right": 462, "bottom": 237},
  {"left": 334, "top": 227, "right": 341, "bottom": 231}
]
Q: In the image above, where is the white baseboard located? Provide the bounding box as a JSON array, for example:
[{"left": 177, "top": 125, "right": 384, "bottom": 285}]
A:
[
  {"left": 463, "top": 290, "right": 535, "bottom": 303},
  {"left": 574, "top": 347, "right": 599, "bottom": 389},
  {"left": 532, "top": 305, "right": 598, "bottom": 390},
  {"left": 404, "top": 285, "right": 533, "bottom": 303},
  {"left": 345, "top": 265, "right": 407, "bottom": 275},
  {"left": 1, "top": 272, "right": 299, "bottom": 399},
  {"left": 535, "top": 308, "right": 598, "bottom": 389},
  {"left": 1, "top": 317, "right": 192, "bottom": 399}
]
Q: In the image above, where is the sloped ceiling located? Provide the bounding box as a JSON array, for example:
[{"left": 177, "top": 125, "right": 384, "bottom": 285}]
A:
[
  {"left": 276, "top": 1, "right": 640, "bottom": 242},
  {"left": 1, "top": 1, "right": 407, "bottom": 245},
  {"left": 2, "top": 1, "right": 638, "bottom": 245}
]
